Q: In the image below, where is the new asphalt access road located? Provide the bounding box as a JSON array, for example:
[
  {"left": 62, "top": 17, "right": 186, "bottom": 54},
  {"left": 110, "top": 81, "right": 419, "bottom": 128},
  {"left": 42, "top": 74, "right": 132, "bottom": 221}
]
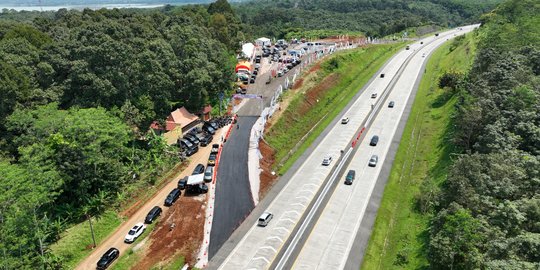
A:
[
  {"left": 209, "top": 45, "right": 323, "bottom": 257},
  {"left": 213, "top": 25, "right": 477, "bottom": 270}
]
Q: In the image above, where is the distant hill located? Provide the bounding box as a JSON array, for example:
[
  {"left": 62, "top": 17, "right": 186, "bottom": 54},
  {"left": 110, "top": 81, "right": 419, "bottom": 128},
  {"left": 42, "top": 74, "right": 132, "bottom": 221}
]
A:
[{"left": 0, "top": 0, "right": 245, "bottom": 8}]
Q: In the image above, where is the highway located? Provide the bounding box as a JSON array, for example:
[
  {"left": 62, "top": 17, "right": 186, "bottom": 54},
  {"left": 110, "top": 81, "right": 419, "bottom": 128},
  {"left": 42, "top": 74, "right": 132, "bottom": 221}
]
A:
[{"left": 211, "top": 25, "right": 477, "bottom": 270}]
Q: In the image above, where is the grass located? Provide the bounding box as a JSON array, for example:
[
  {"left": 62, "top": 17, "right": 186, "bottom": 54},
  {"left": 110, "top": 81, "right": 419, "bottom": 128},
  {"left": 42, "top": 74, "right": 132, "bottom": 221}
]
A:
[
  {"left": 50, "top": 211, "right": 123, "bottom": 269},
  {"left": 360, "top": 32, "right": 478, "bottom": 269},
  {"left": 267, "top": 43, "right": 403, "bottom": 175}
]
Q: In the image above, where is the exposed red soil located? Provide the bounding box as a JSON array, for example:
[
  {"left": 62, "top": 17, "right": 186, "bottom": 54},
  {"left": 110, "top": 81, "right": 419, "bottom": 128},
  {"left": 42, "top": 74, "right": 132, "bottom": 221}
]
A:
[
  {"left": 258, "top": 139, "right": 278, "bottom": 199},
  {"left": 133, "top": 196, "right": 205, "bottom": 269},
  {"left": 293, "top": 78, "right": 304, "bottom": 89}
]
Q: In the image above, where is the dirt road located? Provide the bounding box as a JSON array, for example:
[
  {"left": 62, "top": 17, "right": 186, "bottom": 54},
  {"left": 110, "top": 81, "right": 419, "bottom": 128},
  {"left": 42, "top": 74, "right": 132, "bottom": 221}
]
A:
[{"left": 76, "top": 134, "right": 222, "bottom": 270}]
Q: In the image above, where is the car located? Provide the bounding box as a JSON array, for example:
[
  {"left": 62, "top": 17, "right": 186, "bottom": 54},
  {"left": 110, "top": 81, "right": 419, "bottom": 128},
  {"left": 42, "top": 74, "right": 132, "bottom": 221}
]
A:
[
  {"left": 388, "top": 101, "right": 395, "bottom": 108},
  {"left": 204, "top": 166, "right": 213, "bottom": 182},
  {"left": 250, "top": 77, "right": 255, "bottom": 84},
  {"left": 371, "top": 93, "right": 378, "bottom": 99},
  {"left": 253, "top": 70, "right": 258, "bottom": 75},
  {"left": 177, "top": 177, "right": 188, "bottom": 190},
  {"left": 199, "top": 134, "right": 213, "bottom": 146},
  {"left": 203, "top": 125, "right": 216, "bottom": 135},
  {"left": 420, "top": 41, "right": 424, "bottom": 44},
  {"left": 186, "top": 183, "right": 208, "bottom": 194},
  {"left": 368, "top": 155, "right": 379, "bottom": 167},
  {"left": 422, "top": 53, "right": 426, "bottom": 58},
  {"left": 208, "top": 153, "right": 217, "bottom": 166},
  {"left": 124, "top": 223, "right": 146, "bottom": 243},
  {"left": 184, "top": 146, "right": 198, "bottom": 156},
  {"left": 184, "top": 134, "right": 199, "bottom": 145},
  {"left": 435, "top": 33, "right": 439, "bottom": 36},
  {"left": 277, "top": 70, "right": 284, "bottom": 77},
  {"left": 144, "top": 206, "right": 162, "bottom": 224},
  {"left": 164, "top": 188, "right": 181, "bottom": 206},
  {"left": 211, "top": 144, "right": 219, "bottom": 154},
  {"left": 370, "top": 135, "right": 379, "bottom": 146},
  {"left": 266, "top": 75, "right": 272, "bottom": 84},
  {"left": 192, "top": 164, "right": 205, "bottom": 175},
  {"left": 178, "top": 139, "right": 193, "bottom": 150},
  {"left": 344, "top": 170, "right": 356, "bottom": 185},
  {"left": 322, "top": 155, "right": 333, "bottom": 166},
  {"left": 258, "top": 212, "right": 273, "bottom": 227},
  {"left": 96, "top": 247, "right": 119, "bottom": 269},
  {"left": 406, "top": 45, "right": 410, "bottom": 50},
  {"left": 341, "top": 117, "right": 349, "bottom": 124},
  {"left": 380, "top": 73, "right": 385, "bottom": 78}
]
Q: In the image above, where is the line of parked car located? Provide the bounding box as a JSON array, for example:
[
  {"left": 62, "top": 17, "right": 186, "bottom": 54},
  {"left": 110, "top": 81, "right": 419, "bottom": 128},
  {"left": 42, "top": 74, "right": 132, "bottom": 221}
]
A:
[{"left": 97, "top": 118, "right": 231, "bottom": 269}]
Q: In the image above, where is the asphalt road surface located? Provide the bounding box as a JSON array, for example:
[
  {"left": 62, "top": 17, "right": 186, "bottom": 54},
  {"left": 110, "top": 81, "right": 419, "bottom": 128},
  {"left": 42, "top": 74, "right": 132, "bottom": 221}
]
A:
[
  {"left": 209, "top": 116, "right": 258, "bottom": 257},
  {"left": 212, "top": 25, "right": 477, "bottom": 270}
]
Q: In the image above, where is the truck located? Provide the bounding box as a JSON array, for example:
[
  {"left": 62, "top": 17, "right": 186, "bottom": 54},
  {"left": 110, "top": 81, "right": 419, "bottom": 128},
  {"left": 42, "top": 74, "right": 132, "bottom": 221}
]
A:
[{"left": 185, "top": 174, "right": 209, "bottom": 195}]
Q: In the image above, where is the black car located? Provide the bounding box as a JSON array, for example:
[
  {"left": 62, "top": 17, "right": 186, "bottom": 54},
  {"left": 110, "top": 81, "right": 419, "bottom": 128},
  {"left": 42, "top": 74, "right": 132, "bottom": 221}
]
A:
[
  {"left": 388, "top": 101, "right": 395, "bottom": 108},
  {"left": 199, "top": 134, "right": 213, "bottom": 146},
  {"left": 164, "top": 188, "right": 181, "bottom": 206},
  {"left": 204, "top": 121, "right": 219, "bottom": 130},
  {"left": 203, "top": 125, "right": 216, "bottom": 135},
  {"left": 97, "top": 247, "right": 119, "bottom": 269},
  {"left": 178, "top": 139, "right": 193, "bottom": 150},
  {"left": 184, "top": 134, "right": 200, "bottom": 145},
  {"left": 370, "top": 135, "right": 379, "bottom": 146},
  {"left": 380, "top": 73, "right": 385, "bottom": 78},
  {"left": 178, "top": 177, "right": 188, "bottom": 190},
  {"left": 192, "top": 164, "right": 205, "bottom": 175},
  {"left": 144, "top": 206, "right": 162, "bottom": 224},
  {"left": 250, "top": 77, "right": 255, "bottom": 84},
  {"left": 344, "top": 170, "right": 356, "bottom": 185},
  {"left": 184, "top": 145, "right": 198, "bottom": 156}
]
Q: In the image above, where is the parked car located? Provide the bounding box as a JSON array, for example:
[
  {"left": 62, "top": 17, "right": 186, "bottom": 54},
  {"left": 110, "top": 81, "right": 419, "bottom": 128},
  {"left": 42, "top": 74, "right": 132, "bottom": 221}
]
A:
[
  {"left": 322, "top": 155, "right": 333, "bottom": 166},
  {"left": 277, "top": 70, "right": 284, "bottom": 77},
  {"left": 199, "top": 134, "right": 213, "bottom": 146},
  {"left": 204, "top": 121, "right": 219, "bottom": 130},
  {"left": 96, "top": 248, "right": 119, "bottom": 270},
  {"left": 368, "top": 155, "right": 379, "bottom": 167},
  {"left": 164, "top": 188, "right": 181, "bottom": 206},
  {"left": 250, "top": 77, "right": 255, "bottom": 84},
  {"left": 208, "top": 153, "right": 217, "bottom": 166},
  {"left": 344, "top": 170, "right": 356, "bottom": 185},
  {"left": 178, "top": 139, "right": 193, "bottom": 150},
  {"left": 388, "top": 101, "right": 395, "bottom": 108},
  {"left": 124, "top": 223, "right": 146, "bottom": 243},
  {"left": 144, "top": 206, "right": 162, "bottom": 224},
  {"left": 341, "top": 117, "right": 349, "bottom": 124},
  {"left": 178, "top": 177, "right": 188, "bottom": 190},
  {"left": 371, "top": 93, "right": 378, "bottom": 99},
  {"left": 370, "top": 135, "right": 379, "bottom": 146},
  {"left": 184, "top": 134, "right": 200, "bottom": 145},
  {"left": 211, "top": 144, "right": 220, "bottom": 154},
  {"left": 203, "top": 125, "right": 216, "bottom": 135},
  {"left": 186, "top": 183, "right": 208, "bottom": 194},
  {"left": 184, "top": 146, "right": 198, "bottom": 156},
  {"left": 204, "top": 166, "right": 213, "bottom": 182},
  {"left": 258, "top": 212, "right": 273, "bottom": 227},
  {"left": 192, "top": 164, "right": 205, "bottom": 175}
]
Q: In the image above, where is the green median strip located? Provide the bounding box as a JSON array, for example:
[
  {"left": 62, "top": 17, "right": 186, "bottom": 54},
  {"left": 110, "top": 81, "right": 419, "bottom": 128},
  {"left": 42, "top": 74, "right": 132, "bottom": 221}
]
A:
[{"left": 361, "top": 33, "right": 477, "bottom": 270}]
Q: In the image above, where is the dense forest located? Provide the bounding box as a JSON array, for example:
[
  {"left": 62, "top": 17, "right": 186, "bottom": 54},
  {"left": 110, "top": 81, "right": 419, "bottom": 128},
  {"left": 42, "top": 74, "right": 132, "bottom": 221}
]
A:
[
  {"left": 234, "top": 0, "right": 502, "bottom": 38},
  {"left": 424, "top": 0, "right": 540, "bottom": 268},
  {"left": 0, "top": 1, "right": 241, "bottom": 268}
]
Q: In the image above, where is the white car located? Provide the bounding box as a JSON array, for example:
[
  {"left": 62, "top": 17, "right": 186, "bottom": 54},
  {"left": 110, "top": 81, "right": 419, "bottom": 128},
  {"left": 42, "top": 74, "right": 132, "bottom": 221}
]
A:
[
  {"left": 124, "top": 222, "right": 146, "bottom": 243},
  {"left": 322, "top": 155, "right": 333, "bottom": 166},
  {"left": 341, "top": 117, "right": 349, "bottom": 124}
]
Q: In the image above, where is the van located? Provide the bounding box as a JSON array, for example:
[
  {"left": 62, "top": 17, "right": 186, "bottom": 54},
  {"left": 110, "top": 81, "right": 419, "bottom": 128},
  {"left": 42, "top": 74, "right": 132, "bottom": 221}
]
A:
[{"left": 258, "top": 212, "right": 273, "bottom": 227}]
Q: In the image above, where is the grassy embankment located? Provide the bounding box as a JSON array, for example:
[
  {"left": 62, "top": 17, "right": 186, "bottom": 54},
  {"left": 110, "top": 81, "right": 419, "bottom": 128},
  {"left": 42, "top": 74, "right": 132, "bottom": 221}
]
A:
[
  {"left": 267, "top": 43, "right": 403, "bottom": 175},
  {"left": 361, "top": 32, "right": 477, "bottom": 269},
  {"left": 50, "top": 161, "right": 187, "bottom": 269}
]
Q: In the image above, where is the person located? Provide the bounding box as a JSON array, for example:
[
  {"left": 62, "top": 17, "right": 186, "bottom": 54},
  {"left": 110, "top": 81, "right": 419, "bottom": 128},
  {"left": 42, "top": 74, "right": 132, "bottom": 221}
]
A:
[{"left": 237, "top": 124, "right": 239, "bottom": 129}]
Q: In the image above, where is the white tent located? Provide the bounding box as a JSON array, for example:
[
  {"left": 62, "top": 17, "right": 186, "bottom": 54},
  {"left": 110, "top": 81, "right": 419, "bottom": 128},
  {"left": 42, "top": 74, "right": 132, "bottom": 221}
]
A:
[
  {"left": 255, "top": 37, "right": 271, "bottom": 47},
  {"left": 187, "top": 174, "right": 204, "bottom": 185},
  {"left": 242, "top": 43, "right": 255, "bottom": 59}
]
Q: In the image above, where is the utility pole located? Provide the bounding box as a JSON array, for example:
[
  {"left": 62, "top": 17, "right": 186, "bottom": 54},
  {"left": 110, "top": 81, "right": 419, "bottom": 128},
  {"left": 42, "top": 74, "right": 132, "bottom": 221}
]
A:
[{"left": 87, "top": 214, "right": 96, "bottom": 248}]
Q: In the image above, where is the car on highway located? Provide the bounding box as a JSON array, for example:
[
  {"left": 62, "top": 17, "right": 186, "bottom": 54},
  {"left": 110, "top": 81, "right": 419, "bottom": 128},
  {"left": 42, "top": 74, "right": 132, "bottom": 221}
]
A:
[
  {"left": 370, "top": 135, "right": 379, "bottom": 146},
  {"left": 96, "top": 247, "right": 119, "bottom": 270},
  {"left": 341, "top": 117, "right": 349, "bottom": 124},
  {"left": 369, "top": 155, "right": 379, "bottom": 167},
  {"left": 344, "top": 170, "right": 356, "bottom": 185},
  {"left": 258, "top": 212, "right": 273, "bottom": 227},
  {"left": 164, "top": 188, "right": 181, "bottom": 206},
  {"left": 193, "top": 164, "right": 205, "bottom": 175},
  {"left": 406, "top": 45, "right": 410, "bottom": 50},
  {"left": 178, "top": 177, "right": 187, "bottom": 190},
  {"left": 322, "top": 155, "right": 333, "bottom": 166},
  {"left": 380, "top": 73, "right": 385, "bottom": 78},
  {"left": 144, "top": 206, "right": 162, "bottom": 224},
  {"left": 371, "top": 93, "right": 378, "bottom": 98},
  {"left": 388, "top": 101, "right": 395, "bottom": 108},
  {"left": 422, "top": 53, "right": 426, "bottom": 57},
  {"left": 211, "top": 144, "right": 219, "bottom": 154},
  {"left": 204, "top": 166, "right": 213, "bottom": 182},
  {"left": 420, "top": 41, "right": 424, "bottom": 44},
  {"left": 124, "top": 222, "right": 146, "bottom": 243},
  {"left": 208, "top": 153, "right": 217, "bottom": 166}
]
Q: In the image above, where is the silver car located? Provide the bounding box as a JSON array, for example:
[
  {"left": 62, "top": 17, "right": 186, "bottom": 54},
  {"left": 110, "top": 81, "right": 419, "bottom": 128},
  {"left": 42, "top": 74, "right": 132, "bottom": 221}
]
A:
[
  {"left": 322, "top": 155, "right": 333, "bottom": 166},
  {"left": 368, "top": 155, "right": 379, "bottom": 167}
]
